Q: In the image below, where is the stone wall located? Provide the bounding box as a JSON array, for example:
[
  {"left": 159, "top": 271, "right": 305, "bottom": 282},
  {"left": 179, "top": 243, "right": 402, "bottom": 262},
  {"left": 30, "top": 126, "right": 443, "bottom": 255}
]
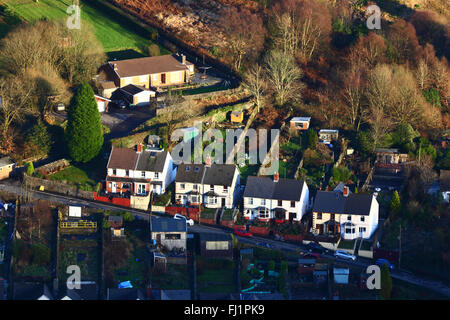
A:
[
  {"left": 130, "top": 193, "right": 151, "bottom": 210},
  {"left": 23, "top": 174, "right": 94, "bottom": 200}
]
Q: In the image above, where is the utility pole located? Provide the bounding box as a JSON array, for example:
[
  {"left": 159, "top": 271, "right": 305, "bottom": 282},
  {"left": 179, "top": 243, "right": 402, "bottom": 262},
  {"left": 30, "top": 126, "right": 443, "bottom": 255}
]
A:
[{"left": 398, "top": 222, "right": 402, "bottom": 270}]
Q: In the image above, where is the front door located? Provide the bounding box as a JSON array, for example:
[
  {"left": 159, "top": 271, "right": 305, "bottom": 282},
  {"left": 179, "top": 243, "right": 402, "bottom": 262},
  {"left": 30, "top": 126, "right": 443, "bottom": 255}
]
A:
[
  {"left": 161, "top": 73, "right": 166, "bottom": 84},
  {"left": 112, "top": 182, "right": 117, "bottom": 193},
  {"left": 221, "top": 198, "right": 225, "bottom": 207},
  {"left": 289, "top": 212, "right": 296, "bottom": 222},
  {"left": 156, "top": 234, "right": 161, "bottom": 245}
]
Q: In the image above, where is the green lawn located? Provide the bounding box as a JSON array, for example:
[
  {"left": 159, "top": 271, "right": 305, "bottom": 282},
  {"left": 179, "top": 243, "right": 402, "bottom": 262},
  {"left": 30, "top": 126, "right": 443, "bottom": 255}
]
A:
[
  {"left": 196, "top": 256, "right": 236, "bottom": 294},
  {"left": 338, "top": 239, "right": 355, "bottom": 250},
  {"left": 2, "top": 0, "right": 169, "bottom": 56},
  {"left": 49, "top": 165, "right": 98, "bottom": 191}
]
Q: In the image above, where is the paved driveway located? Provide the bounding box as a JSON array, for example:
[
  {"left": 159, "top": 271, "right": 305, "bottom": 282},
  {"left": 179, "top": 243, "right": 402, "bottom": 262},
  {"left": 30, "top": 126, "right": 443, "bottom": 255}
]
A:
[{"left": 102, "top": 105, "right": 156, "bottom": 140}]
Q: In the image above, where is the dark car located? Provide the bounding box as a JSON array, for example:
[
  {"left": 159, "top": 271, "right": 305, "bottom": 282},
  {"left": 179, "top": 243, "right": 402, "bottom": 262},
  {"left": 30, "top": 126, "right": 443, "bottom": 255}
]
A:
[
  {"left": 306, "top": 242, "right": 327, "bottom": 254},
  {"left": 376, "top": 258, "right": 395, "bottom": 271},
  {"left": 111, "top": 99, "right": 128, "bottom": 109}
]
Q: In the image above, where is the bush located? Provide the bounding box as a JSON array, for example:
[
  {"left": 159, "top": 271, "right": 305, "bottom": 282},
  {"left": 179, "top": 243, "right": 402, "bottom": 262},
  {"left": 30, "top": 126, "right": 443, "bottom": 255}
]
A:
[
  {"left": 12, "top": 238, "right": 25, "bottom": 258},
  {"left": 148, "top": 43, "right": 160, "bottom": 57},
  {"left": 26, "top": 119, "right": 52, "bottom": 155},
  {"left": 122, "top": 211, "right": 135, "bottom": 222},
  {"left": 422, "top": 88, "right": 441, "bottom": 107},
  {"left": 332, "top": 166, "right": 352, "bottom": 183},
  {"left": 26, "top": 161, "right": 35, "bottom": 176},
  {"left": 356, "top": 130, "right": 374, "bottom": 157}
]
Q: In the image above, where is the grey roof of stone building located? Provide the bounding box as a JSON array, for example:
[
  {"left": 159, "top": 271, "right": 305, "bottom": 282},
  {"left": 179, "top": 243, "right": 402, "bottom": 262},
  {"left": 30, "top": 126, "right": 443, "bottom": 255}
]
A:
[
  {"left": 151, "top": 216, "right": 187, "bottom": 233},
  {"left": 136, "top": 150, "right": 168, "bottom": 173},
  {"left": 312, "top": 191, "right": 374, "bottom": 216},
  {"left": 243, "top": 176, "right": 305, "bottom": 201}
]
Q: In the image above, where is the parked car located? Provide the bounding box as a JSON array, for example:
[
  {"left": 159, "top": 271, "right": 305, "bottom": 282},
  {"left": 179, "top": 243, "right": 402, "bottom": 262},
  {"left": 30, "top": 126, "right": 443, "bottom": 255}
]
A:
[
  {"left": 234, "top": 229, "right": 253, "bottom": 237},
  {"left": 306, "top": 242, "right": 327, "bottom": 254},
  {"left": 111, "top": 99, "right": 128, "bottom": 109},
  {"left": 257, "top": 242, "right": 271, "bottom": 248},
  {"left": 376, "top": 258, "right": 395, "bottom": 271},
  {"left": 334, "top": 250, "right": 357, "bottom": 261},
  {"left": 174, "top": 213, "right": 194, "bottom": 226},
  {"left": 302, "top": 252, "right": 320, "bottom": 259}
]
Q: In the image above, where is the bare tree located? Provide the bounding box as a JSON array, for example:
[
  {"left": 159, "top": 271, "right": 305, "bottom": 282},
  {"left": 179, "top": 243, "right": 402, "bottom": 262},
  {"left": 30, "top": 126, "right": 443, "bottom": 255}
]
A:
[
  {"left": 367, "top": 105, "right": 392, "bottom": 150},
  {"left": 271, "top": 0, "right": 331, "bottom": 61},
  {"left": 264, "top": 50, "right": 304, "bottom": 106},
  {"left": 416, "top": 59, "right": 431, "bottom": 90},
  {"left": 243, "top": 64, "right": 267, "bottom": 113},
  {"left": 341, "top": 66, "right": 366, "bottom": 131},
  {"left": 0, "top": 75, "right": 35, "bottom": 152},
  {"left": 219, "top": 7, "right": 266, "bottom": 71}
]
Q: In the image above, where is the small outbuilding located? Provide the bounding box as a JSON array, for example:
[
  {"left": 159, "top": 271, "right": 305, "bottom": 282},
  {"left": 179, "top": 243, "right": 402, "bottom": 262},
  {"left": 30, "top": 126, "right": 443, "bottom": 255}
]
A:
[
  {"left": 198, "top": 232, "right": 233, "bottom": 259},
  {"left": 230, "top": 111, "right": 244, "bottom": 123},
  {"left": 333, "top": 266, "right": 349, "bottom": 284},
  {"left": 290, "top": 117, "right": 311, "bottom": 131},
  {"left": 0, "top": 156, "right": 15, "bottom": 180}
]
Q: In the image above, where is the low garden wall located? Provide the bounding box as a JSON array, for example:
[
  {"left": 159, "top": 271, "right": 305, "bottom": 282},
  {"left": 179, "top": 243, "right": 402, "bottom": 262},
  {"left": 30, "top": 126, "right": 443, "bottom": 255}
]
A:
[
  {"left": 93, "top": 192, "right": 131, "bottom": 207},
  {"left": 151, "top": 205, "right": 166, "bottom": 213},
  {"left": 130, "top": 193, "right": 151, "bottom": 210},
  {"left": 249, "top": 225, "right": 270, "bottom": 237},
  {"left": 24, "top": 174, "right": 94, "bottom": 200}
]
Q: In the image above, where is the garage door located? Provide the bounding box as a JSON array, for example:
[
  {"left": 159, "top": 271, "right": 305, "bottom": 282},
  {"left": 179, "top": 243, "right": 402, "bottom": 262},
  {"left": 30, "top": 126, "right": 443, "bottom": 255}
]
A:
[{"left": 97, "top": 101, "right": 105, "bottom": 112}]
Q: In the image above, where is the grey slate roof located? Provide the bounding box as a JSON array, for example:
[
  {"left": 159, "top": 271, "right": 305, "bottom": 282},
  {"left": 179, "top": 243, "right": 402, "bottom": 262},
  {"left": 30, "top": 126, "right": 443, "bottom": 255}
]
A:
[
  {"left": 0, "top": 156, "right": 14, "bottom": 167},
  {"left": 243, "top": 176, "right": 305, "bottom": 201},
  {"left": 136, "top": 150, "right": 168, "bottom": 173},
  {"left": 203, "top": 164, "right": 237, "bottom": 187},
  {"left": 312, "top": 191, "right": 374, "bottom": 216},
  {"left": 160, "top": 289, "right": 191, "bottom": 300},
  {"left": 151, "top": 216, "right": 187, "bottom": 233},
  {"left": 175, "top": 163, "right": 205, "bottom": 184},
  {"left": 13, "top": 283, "right": 53, "bottom": 300},
  {"left": 107, "top": 288, "right": 145, "bottom": 300},
  {"left": 175, "top": 163, "right": 237, "bottom": 186},
  {"left": 198, "top": 232, "right": 231, "bottom": 242},
  {"left": 62, "top": 283, "right": 99, "bottom": 300}
]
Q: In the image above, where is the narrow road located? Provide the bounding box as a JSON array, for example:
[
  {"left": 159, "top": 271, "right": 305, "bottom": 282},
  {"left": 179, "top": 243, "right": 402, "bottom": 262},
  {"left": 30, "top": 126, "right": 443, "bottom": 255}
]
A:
[{"left": 1, "top": 180, "right": 450, "bottom": 298}]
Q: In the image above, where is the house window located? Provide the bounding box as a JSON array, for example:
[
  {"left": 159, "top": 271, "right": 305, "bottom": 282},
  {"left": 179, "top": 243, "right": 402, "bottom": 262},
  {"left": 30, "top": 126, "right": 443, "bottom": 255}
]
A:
[
  {"left": 112, "top": 169, "right": 116, "bottom": 175},
  {"left": 278, "top": 200, "right": 282, "bottom": 206},
  {"left": 126, "top": 170, "right": 130, "bottom": 177},
  {"left": 259, "top": 208, "right": 269, "bottom": 219},
  {"left": 141, "top": 171, "right": 145, "bottom": 178},
  {"left": 261, "top": 199, "right": 266, "bottom": 206},
  {"left": 223, "top": 186, "right": 228, "bottom": 193},
  {"left": 249, "top": 198, "right": 253, "bottom": 205},
  {"left": 290, "top": 201, "right": 295, "bottom": 208},
  {"left": 186, "top": 166, "right": 190, "bottom": 171},
  {"left": 359, "top": 227, "right": 366, "bottom": 233},
  {"left": 361, "top": 216, "right": 365, "bottom": 222},
  {"left": 192, "top": 196, "right": 198, "bottom": 203},
  {"left": 108, "top": 182, "right": 112, "bottom": 189},
  {"left": 209, "top": 197, "right": 217, "bottom": 204},
  {"left": 193, "top": 184, "right": 198, "bottom": 190},
  {"left": 317, "top": 213, "right": 322, "bottom": 220},
  {"left": 180, "top": 184, "right": 185, "bottom": 189},
  {"left": 348, "top": 216, "right": 352, "bottom": 221},
  {"left": 165, "top": 233, "right": 181, "bottom": 240},
  {"left": 154, "top": 172, "right": 159, "bottom": 179},
  {"left": 137, "top": 184, "right": 146, "bottom": 194},
  {"left": 210, "top": 185, "right": 214, "bottom": 192},
  {"left": 330, "top": 214, "right": 335, "bottom": 221}
]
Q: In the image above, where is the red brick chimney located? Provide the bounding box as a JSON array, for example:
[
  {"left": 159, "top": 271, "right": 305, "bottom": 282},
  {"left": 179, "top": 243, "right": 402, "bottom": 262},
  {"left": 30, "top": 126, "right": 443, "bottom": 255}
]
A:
[
  {"left": 343, "top": 186, "right": 349, "bottom": 197},
  {"left": 205, "top": 156, "right": 212, "bottom": 167},
  {"left": 274, "top": 171, "right": 279, "bottom": 182},
  {"left": 136, "top": 143, "right": 143, "bottom": 153}
]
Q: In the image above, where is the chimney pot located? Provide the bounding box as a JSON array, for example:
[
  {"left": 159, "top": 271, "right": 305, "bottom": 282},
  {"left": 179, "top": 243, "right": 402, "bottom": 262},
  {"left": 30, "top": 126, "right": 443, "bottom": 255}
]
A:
[
  {"left": 274, "top": 171, "right": 279, "bottom": 182},
  {"left": 343, "top": 186, "right": 349, "bottom": 197},
  {"left": 205, "top": 156, "right": 211, "bottom": 167},
  {"left": 137, "top": 144, "right": 143, "bottom": 153},
  {"left": 181, "top": 54, "right": 186, "bottom": 65}
]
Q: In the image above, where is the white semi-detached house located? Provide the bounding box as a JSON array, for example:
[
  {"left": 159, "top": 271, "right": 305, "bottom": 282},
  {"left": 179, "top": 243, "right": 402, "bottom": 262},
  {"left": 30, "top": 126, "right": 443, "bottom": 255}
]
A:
[
  {"left": 311, "top": 184, "right": 379, "bottom": 240},
  {"left": 175, "top": 161, "right": 240, "bottom": 209},
  {"left": 105, "top": 144, "right": 176, "bottom": 195},
  {"left": 243, "top": 173, "right": 310, "bottom": 222}
]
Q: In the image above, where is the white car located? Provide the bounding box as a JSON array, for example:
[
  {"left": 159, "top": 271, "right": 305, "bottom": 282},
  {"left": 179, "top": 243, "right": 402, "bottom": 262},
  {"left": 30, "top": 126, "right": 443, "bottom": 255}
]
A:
[
  {"left": 334, "top": 250, "right": 357, "bottom": 261},
  {"left": 174, "top": 214, "right": 194, "bottom": 226}
]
